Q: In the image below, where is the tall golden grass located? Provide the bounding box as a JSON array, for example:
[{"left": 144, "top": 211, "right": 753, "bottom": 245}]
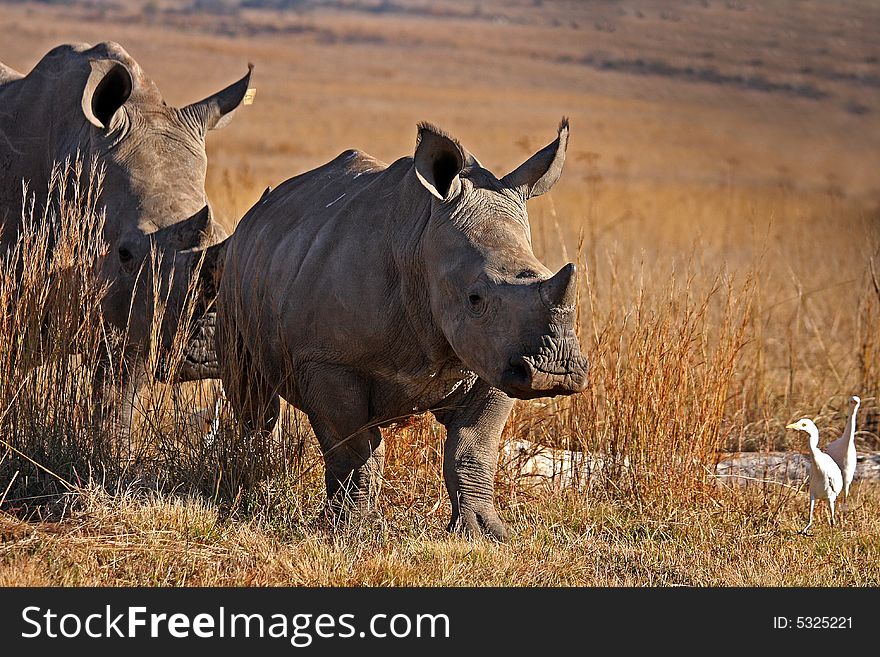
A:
[
  {"left": 0, "top": 158, "right": 113, "bottom": 514},
  {"left": 0, "top": 151, "right": 876, "bottom": 525}
]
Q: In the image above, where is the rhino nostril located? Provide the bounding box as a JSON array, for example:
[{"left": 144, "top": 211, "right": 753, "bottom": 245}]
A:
[{"left": 507, "top": 356, "right": 531, "bottom": 383}]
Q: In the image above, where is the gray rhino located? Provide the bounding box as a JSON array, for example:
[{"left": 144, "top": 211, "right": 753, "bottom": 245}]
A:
[
  {"left": 0, "top": 42, "right": 252, "bottom": 421},
  {"left": 216, "top": 120, "right": 588, "bottom": 540}
]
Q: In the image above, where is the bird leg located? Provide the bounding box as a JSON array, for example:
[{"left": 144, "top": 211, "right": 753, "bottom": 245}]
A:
[
  {"left": 829, "top": 499, "right": 836, "bottom": 529},
  {"left": 799, "top": 498, "right": 815, "bottom": 535}
]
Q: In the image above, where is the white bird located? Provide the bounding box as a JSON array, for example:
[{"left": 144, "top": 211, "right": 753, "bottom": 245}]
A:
[
  {"left": 183, "top": 395, "right": 224, "bottom": 448},
  {"left": 786, "top": 418, "right": 843, "bottom": 534},
  {"left": 824, "top": 395, "right": 860, "bottom": 503}
]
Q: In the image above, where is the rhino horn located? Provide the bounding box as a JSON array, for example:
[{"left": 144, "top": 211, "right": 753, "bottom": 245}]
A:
[
  {"left": 502, "top": 117, "right": 569, "bottom": 200},
  {"left": 539, "top": 263, "right": 577, "bottom": 311},
  {"left": 82, "top": 59, "right": 133, "bottom": 129},
  {"left": 155, "top": 205, "right": 214, "bottom": 250},
  {"left": 182, "top": 63, "right": 255, "bottom": 133}
]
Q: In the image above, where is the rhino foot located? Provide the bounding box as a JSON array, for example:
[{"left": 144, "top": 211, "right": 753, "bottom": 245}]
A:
[
  {"left": 447, "top": 504, "right": 510, "bottom": 542},
  {"left": 320, "top": 502, "right": 386, "bottom": 538}
]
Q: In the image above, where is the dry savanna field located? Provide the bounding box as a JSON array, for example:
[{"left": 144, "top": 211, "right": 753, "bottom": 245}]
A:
[{"left": 0, "top": 0, "right": 879, "bottom": 586}]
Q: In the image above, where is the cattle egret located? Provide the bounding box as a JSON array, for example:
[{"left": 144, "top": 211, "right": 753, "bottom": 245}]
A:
[
  {"left": 786, "top": 418, "right": 843, "bottom": 534},
  {"left": 825, "top": 395, "right": 860, "bottom": 503}
]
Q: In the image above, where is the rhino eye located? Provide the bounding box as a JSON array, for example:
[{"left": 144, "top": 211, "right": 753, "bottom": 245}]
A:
[
  {"left": 118, "top": 246, "right": 134, "bottom": 267},
  {"left": 516, "top": 269, "right": 538, "bottom": 279},
  {"left": 467, "top": 291, "right": 488, "bottom": 317}
]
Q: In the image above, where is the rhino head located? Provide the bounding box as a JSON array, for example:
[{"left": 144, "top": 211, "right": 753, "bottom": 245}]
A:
[
  {"left": 100, "top": 205, "right": 227, "bottom": 382},
  {"left": 72, "top": 43, "right": 251, "bottom": 379},
  {"left": 413, "top": 120, "right": 588, "bottom": 399}
]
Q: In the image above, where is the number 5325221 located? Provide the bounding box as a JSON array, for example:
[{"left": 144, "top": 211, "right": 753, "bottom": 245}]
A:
[{"left": 796, "top": 617, "right": 852, "bottom": 629}]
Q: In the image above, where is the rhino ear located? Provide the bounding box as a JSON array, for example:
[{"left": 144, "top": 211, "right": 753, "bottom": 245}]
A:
[
  {"left": 82, "top": 60, "right": 133, "bottom": 129},
  {"left": 155, "top": 205, "right": 214, "bottom": 250},
  {"left": 197, "top": 237, "right": 229, "bottom": 301},
  {"left": 183, "top": 63, "right": 255, "bottom": 133},
  {"left": 414, "top": 123, "right": 466, "bottom": 202},
  {"left": 502, "top": 118, "right": 569, "bottom": 200}
]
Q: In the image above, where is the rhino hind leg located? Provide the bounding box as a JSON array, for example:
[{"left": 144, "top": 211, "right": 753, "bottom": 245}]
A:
[
  {"left": 218, "top": 326, "right": 280, "bottom": 487},
  {"left": 434, "top": 379, "right": 515, "bottom": 542},
  {"left": 299, "top": 367, "right": 385, "bottom": 523},
  {"left": 223, "top": 355, "right": 280, "bottom": 437},
  {"left": 315, "top": 419, "right": 385, "bottom": 525}
]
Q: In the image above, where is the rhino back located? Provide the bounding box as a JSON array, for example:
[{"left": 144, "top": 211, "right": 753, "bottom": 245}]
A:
[{"left": 224, "top": 150, "right": 433, "bottom": 390}]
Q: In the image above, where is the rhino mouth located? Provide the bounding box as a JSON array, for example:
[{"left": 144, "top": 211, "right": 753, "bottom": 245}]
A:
[
  {"left": 498, "top": 337, "right": 588, "bottom": 400},
  {"left": 154, "top": 309, "right": 220, "bottom": 383}
]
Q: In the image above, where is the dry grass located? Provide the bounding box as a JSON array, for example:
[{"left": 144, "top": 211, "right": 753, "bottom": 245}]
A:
[
  {"left": 0, "top": 0, "right": 879, "bottom": 586},
  {"left": 2, "top": 486, "right": 879, "bottom": 586}
]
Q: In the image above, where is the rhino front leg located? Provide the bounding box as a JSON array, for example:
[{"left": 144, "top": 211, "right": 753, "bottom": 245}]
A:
[
  {"left": 92, "top": 350, "right": 144, "bottom": 439},
  {"left": 434, "top": 379, "right": 515, "bottom": 542},
  {"left": 300, "top": 367, "right": 384, "bottom": 522}
]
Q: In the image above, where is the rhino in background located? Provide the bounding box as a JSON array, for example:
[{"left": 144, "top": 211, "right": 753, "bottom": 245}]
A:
[
  {"left": 0, "top": 42, "right": 253, "bottom": 425},
  {"left": 215, "top": 119, "right": 588, "bottom": 540}
]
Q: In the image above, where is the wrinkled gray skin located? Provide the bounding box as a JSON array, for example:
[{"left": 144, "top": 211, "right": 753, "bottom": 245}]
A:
[
  {"left": 216, "top": 120, "right": 588, "bottom": 540},
  {"left": 0, "top": 42, "right": 251, "bottom": 426}
]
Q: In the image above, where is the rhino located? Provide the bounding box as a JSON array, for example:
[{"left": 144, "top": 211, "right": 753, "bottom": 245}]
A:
[
  {"left": 0, "top": 42, "right": 252, "bottom": 424},
  {"left": 215, "top": 120, "right": 588, "bottom": 540}
]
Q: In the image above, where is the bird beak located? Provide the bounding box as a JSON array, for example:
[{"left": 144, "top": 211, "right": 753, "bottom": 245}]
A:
[{"left": 785, "top": 422, "right": 798, "bottom": 429}]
